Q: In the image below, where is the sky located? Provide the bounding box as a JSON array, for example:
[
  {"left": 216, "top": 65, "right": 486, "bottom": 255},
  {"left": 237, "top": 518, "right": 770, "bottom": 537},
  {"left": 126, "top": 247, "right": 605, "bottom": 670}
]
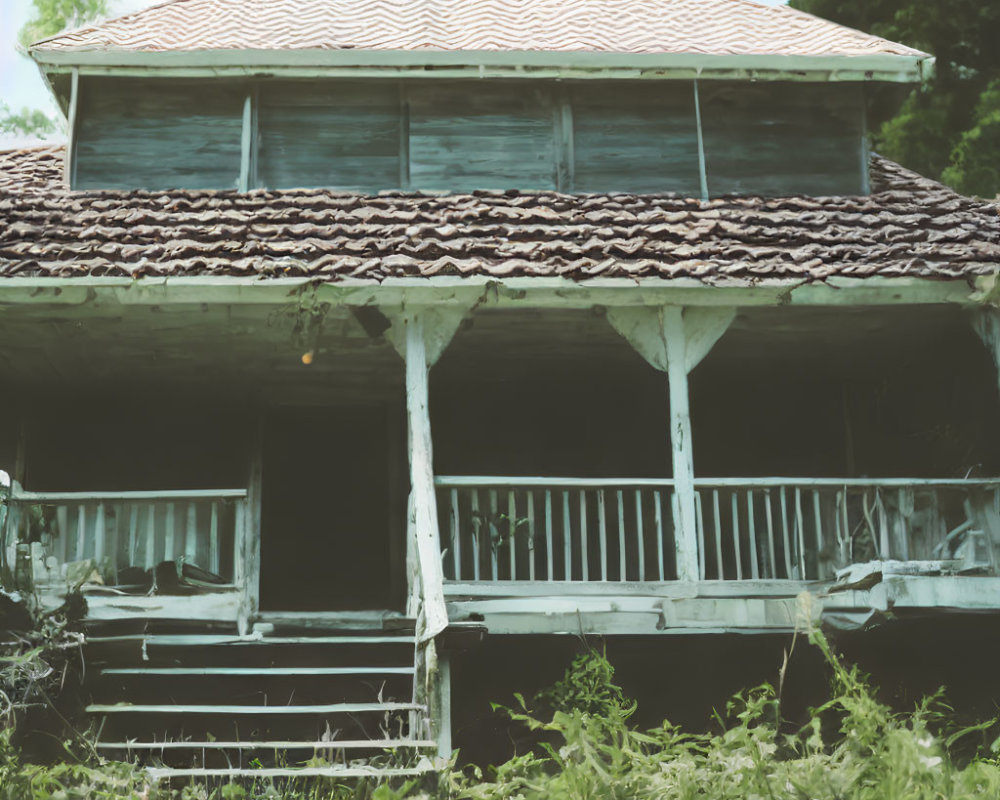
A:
[{"left": 0, "top": 0, "right": 790, "bottom": 147}]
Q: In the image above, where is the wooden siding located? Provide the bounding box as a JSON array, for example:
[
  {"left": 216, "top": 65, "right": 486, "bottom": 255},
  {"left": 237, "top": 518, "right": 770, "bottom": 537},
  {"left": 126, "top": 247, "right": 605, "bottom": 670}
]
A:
[
  {"left": 571, "top": 83, "right": 701, "bottom": 194},
  {"left": 699, "top": 82, "right": 865, "bottom": 196},
  {"left": 75, "top": 77, "right": 243, "bottom": 191},
  {"left": 407, "top": 83, "right": 557, "bottom": 192},
  {"left": 257, "top": 81, "right": 401, "bottom": 191},
  {"left": 72, "top": 78, "right": 867, "bottom": 197}
]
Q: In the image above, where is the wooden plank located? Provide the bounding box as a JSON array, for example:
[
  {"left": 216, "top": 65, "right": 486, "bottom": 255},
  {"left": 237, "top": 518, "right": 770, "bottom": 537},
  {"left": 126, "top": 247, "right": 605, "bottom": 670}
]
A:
[
  {"left": 65, "top": 68, "right": 80, "bottom": 186},
  {"left": 146, "top": 767, "right": 431, "bottom": 780},
  {"left": 102, "top": 667, "right": 414, "bottom": 676},
  {"left": 508, "top": 490, "right": 517, "bottom": 581},
  {"left": 93, "top": 503, "right": 105, "bottom": 564},
  {"left": 795, "top": 488, "right": 806, "bottom": 580},
  {"left": 436, "top": 476, "right": 1000, "bottom": 490},
  {"left": 164, "top": 503, "right": 175, "bottom": 561},
  {"left": 662, "top": 306, "right": 700, "bottom": 582},
  {"left": 470, "top": 490, "right": 481, "bottom": 582},
  {"left": 597, "top": 490, "right": 608, "bottom": 581},
  {"left": 579, "top": 490, "right": 589, "bottom": 580},
  {"left": 545, "top": 490, "right": 554, "bottom": 581},
  {"left": 87, "top": 702, "right": 423, "bottom": 715},
  {"left": 695, "top": 491, "right": 706, "bottom": 580},
  {"left": 635, "top": 489, "right": 645, "bottom": 582},
  {"left": 526, "top": 490, "right": 536, "bottom": 581},
  {"left": 780, "top": 487, "right": 793, "bottom": 579},
  {"left": 693, "top": 79, "right": 709, "bottom": 201},
  {"left": 654, "top": 491, "right": 665, "bottom": 581},
  {"left": 184, "top": 502, "right": 197, "bottom": 564},
  {"left": 144, "top": 505, "right": 156, "bottom": 570},
  {"left": 731, "top": 492, "right": 743, "bottom": 580},
  {"left": 712, "top": 489, "right": 723, "bottom": 580},
  {"left": 450, "top": 489, "right": 461, "bottom": 581},
  {"left": 76, "top": 504, "right": 86, "bottom": 561},
  {"left": 209, "top": 502, "right": 220, "bottom": 575},
  {"left": 616, "top": 490, "right": 626, "bottom": 581},
  {"left": 563, "top": 490, "right": 572, "bottom": 581},
  {"left": 403, "top": 313, "right": 450, "bottom": 640},
  {"left": 489, "top": 490, "right": 499, "bottom": 581},
  {"left": 813, "top": 490, "right": 824, "bottom": 572},
  {"left": 763, "top": 489, "right": 776, "bottom": 579},
  {"left": 239, "top": 91, "right": 252, "bottom": 192},
  {"left": 747, "top": 491, "right": 759, "bottom": 580},
  {"left": 88, "top": 633, "right": 414, "bottom": 645},
  {"left": 16, "top": 489, "right": 248, "bottom": 501},
  {"left": 56, "top": 505, "right": 69, "bottom": 563},
  {"left": 97, "top": 739, "right": 433, "bottom": 750}
]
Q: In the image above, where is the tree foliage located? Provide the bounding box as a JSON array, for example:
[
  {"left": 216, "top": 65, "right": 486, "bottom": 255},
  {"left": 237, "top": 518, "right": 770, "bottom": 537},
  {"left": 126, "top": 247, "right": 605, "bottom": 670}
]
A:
[
  {"left": 790, "top": 0, "right": 1000, "bottom": 197},
  {"left": 17, "top": 0, "right": 110, "bottom": 49},
  {"left": 0, "top": 103, "right": 57, "bottom": 138}
]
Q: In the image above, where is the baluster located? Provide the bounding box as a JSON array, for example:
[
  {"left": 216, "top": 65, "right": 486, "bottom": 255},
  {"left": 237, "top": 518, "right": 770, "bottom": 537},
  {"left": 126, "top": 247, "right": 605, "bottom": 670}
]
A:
[
  {"left": 450, "top": 489, "right": 461, "bottom": 581},
  {"left": 209, "top": 502, "right": 220, "bottom": 575},
  {"left": 76, "top": 504, "right": 86, "bottom": 561},
  {"left": 94, "top": 503, "right": 105, "bottom": 566},
  {"left": 795, "top": 488, "right": 806, "bottom": 579},
  {"left": 654, "top": 491, "right": 665, "bottom": 581},
  {"left": 597, "top": 490, "right": 608, "bottom": 581},
  {"left": 780, "top": 487, "right": 793, "bottom": 579},
  {"left": 635, "top": 489, "right": 645, "bottom": 582},
  {"left": 562, "top": 491, "right": 572, "bottom": 580},
  {"left": 695, "top": 491, "right": 706, "bottom": 580},
  {"left": 813, "top": 490, "right": 824, "bottom": 575},
  {"left": 56, "top": 505, "right": 68, "bottom": 563},
  {"left": 489, "top": 490, "right": 499, "bottom": 581},
  {"left": 111, "top": 504, "right": 122, "bottom": 581},
  {"left": 526, "top": 491, "right": 536, "bottom": 581},
  {"left": 731, "top": 492, "right": 743, "bottom": 580},
  {"left": 763, "top": 489, "right": 776, "bottom": 579},
  {"left": 617, "top": 490, "right": 626, "bottom": 581},
  {"left": 839, "top": 490, "right": 850, "bottom": 564},
  {"left": 508, "top": 490, "right": 517, "bottom": 581},
  {"left": 713, "top": 490, "right": 723, "bottom": 580},
  {"left": 164, "top": 503, "right": 176, "bottom": 562},
  {"left": 144, "top": 505, "right": 156, "bottom": 570},
  {"left": 747, "top": 491, "right": 759, "bottom": 580},
  {"left": 876, "top": 489, "right": 890, "bottom": 559},
  {"left": 545, "top": 490, "right": 554, "bottom": 581},
  {"left": 128, "top": 505, "right": 138, "bottom": 568},
  {"left": 579, "top": 490, "right": 589, "bottom": 581},
  {"left": 185, "top": 502, "right": 198, "bottom": 564},
  {"left": 470, "top": 490, "right": 481, "bottom": 582},
  {"left": 897, "top": 487, "right": 910, "bottom": 561}
]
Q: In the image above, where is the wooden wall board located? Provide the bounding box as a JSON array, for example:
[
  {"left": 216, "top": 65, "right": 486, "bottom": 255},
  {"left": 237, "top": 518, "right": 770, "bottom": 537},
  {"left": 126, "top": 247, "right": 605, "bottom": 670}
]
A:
[{"left": 75, "top": 77, "right": 244, "bottom": 190}]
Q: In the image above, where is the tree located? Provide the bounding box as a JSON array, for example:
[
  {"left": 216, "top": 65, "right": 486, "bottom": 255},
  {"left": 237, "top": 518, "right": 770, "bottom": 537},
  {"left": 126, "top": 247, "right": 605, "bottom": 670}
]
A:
[
  {"left": 1, "top": 0, "right": 111, "bottom": 141},
  {"left": 790, "top": 0, "right": 1000, "bottom": 197}
]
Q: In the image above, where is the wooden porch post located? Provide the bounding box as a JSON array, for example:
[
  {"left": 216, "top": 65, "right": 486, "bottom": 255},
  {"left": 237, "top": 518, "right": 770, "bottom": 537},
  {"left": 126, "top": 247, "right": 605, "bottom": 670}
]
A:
[
  {"left": 384, "top": 302, "right": 478, "bottom": 641},
  {"left": 607, "top": 305, "right": 736, "bottom": 582}
]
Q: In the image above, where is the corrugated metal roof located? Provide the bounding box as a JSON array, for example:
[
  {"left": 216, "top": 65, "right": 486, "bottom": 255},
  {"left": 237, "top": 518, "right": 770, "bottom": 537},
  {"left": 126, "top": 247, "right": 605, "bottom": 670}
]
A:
[
  {"left": 31, "top": 0, "right": 926, "bottom": 59},
  {"left": 1, "top": 146, "right": 996, "bottom": 283}
]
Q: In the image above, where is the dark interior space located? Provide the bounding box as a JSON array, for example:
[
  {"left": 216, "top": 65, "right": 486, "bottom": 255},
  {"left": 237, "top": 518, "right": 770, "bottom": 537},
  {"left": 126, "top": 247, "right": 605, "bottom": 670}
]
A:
[
  {"left": 691, "top": 305, "right": 1000, "bottom": 478},
  {"left": 450, "top": 615, "right": 1000, "bottom": 767},
  {"left": 23, "top": 394, "right": 252, "bottom": 491},
  {"left": 432, "top": 309, "right": 671, "bottom": 478},
  {"left": 260, "top": 405, "right": 405, "bottom": 611}
]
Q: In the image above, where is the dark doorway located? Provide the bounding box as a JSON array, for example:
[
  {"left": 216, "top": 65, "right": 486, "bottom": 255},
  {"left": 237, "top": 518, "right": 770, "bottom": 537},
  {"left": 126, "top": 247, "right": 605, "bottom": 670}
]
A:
[{"left": 260, "top": 407, "right": 399, "bottom": 611}]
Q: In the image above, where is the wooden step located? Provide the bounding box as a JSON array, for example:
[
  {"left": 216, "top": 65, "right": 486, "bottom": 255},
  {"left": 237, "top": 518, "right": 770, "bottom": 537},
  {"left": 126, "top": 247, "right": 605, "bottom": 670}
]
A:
[
  {"left": 87, "top": 702, "right": 424, "bottom": 715},
  {"left": 97, "top": 738, "right": 435, "bottom": 751},
  {"left": 101, "top": 666, "right": 414, "bottom": 676},
  {"left": 147, "top": 765, "right": 434, "bottom": 780}
]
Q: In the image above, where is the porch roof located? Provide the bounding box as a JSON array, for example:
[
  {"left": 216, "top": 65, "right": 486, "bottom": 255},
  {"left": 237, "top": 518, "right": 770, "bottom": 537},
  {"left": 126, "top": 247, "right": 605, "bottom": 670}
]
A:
[{"left": 0, "top": 145, "right": 997, "bottom": 284}]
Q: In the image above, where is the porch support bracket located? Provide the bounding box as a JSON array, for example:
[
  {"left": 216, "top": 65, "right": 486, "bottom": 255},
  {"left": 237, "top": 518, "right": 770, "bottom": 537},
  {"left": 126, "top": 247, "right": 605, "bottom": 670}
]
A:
[
  {"left": 607, "top": 306, "right": 736, "bottom": 582},
  {"left": 384, "top": 303, "right": 478, "bottom": 642}
]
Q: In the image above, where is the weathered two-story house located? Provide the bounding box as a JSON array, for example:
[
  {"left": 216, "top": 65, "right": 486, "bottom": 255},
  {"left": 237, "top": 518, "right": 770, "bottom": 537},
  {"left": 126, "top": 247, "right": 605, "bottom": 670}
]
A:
[{"left": 1, "top": 0, "right": 999, "bottom": 781}]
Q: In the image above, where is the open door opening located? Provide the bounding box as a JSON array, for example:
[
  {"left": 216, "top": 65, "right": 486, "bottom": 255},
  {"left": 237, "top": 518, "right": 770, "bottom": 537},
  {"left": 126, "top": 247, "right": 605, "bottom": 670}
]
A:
[{"left": 260, "top": 407, "right": 403, "bottom": 612}]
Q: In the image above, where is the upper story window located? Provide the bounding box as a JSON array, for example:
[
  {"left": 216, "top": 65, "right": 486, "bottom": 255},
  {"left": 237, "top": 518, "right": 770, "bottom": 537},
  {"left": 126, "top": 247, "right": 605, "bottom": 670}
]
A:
[{"left": 71, "top": 77, "right": 867, "bottom": 197}]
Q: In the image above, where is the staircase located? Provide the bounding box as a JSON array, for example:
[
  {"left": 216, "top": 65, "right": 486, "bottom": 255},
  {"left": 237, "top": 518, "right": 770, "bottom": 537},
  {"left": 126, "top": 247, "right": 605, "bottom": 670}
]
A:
[{"left": 84, "top": 620, "right": 436, "bottom": 781}]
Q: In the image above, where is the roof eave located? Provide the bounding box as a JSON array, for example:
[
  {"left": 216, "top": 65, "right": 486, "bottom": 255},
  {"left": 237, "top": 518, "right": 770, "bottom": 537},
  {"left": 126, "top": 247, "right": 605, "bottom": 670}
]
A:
[{"left": 30, "top": 47, "right": 933, "bottom": 84}]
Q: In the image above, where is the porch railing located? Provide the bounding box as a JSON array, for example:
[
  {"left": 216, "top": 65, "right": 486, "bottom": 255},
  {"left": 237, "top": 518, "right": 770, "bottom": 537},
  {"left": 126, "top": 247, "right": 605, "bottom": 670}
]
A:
[
  {"left": 2, "top": 489, "right": 248, "bottom": 587},
  {"left": 436, "top": 477, "right": 1000, "bottom": 584}
]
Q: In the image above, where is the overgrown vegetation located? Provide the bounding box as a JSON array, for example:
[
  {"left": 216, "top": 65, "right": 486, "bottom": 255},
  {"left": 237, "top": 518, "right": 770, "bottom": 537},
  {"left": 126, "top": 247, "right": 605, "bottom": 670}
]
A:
[{"left": 2, "top": 615, "right": 1000, "bottom": 798}]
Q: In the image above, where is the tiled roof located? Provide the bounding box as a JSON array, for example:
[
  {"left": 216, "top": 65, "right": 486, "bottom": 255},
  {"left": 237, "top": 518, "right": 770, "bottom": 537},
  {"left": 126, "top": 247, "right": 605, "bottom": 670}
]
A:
[
  {"left": 31, "top": 0, "right": 926, "bottom": 59},
  {"left": 0, "top": 145, "right": 996, "bottom": 283}
]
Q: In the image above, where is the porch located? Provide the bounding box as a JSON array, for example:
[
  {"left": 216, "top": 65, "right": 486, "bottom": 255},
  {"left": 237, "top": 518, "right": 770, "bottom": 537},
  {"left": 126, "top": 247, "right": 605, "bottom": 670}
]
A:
[{"left": 1, "top": 278, "right": 1000, "bottom": 637}]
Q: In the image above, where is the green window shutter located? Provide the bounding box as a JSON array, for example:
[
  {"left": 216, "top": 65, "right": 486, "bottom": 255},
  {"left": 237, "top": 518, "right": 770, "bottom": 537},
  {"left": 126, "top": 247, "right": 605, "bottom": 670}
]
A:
[
  {"left": 700, "top": 82, "right": 865, "bottom": 197},
  {"left": 571, "top": 82, "right": 701, "bottom": 194},
  {"left": 407, "top": 83, "right": 557, "bottom": 192},
  {"left": 74, "top": 78, "right": 243, "bottom": 191},
  {"left": 256, "top": 81, "right": 402, "bottom": 191}
]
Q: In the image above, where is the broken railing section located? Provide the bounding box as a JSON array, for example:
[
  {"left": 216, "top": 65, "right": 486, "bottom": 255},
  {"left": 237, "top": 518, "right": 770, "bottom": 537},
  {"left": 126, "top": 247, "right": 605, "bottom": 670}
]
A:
[
  {"left": 2, "top": 489, "right": 248, "bottom": 591},
  {"left": 436, "top": 477, "right": 1000, "bottom": 583}
]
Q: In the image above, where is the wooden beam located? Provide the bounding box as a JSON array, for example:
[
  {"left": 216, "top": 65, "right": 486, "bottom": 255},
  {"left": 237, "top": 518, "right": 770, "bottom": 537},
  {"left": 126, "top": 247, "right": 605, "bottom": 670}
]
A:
[{"left": 63, "top": 68, "right": 79, "bottom": 187}]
